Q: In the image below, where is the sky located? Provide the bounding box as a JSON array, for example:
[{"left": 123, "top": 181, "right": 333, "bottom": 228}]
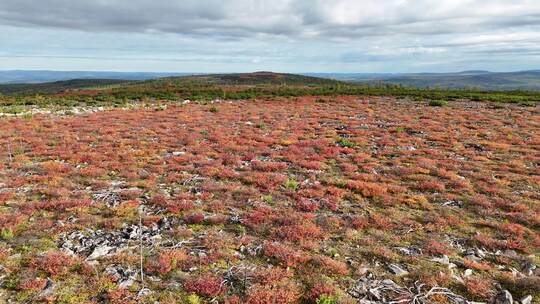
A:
[{"left": 0, "top": 0, "right": 539, "bottom": 73}]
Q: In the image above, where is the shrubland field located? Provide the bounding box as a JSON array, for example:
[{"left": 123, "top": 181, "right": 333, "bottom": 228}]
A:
[{"left": 0, "top": 74, "right": 539, "bottom": 303}]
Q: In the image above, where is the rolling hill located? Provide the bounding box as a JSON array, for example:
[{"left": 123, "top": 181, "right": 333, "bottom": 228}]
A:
[
  {"left": 0, "top": 72, "right": 343, "bottom": 95},
  {"left": 311, "top": 70, "right": 540, "bottom": 91},
  {"left": 0, "top": 79, "right": 132, "bottom": 95}
]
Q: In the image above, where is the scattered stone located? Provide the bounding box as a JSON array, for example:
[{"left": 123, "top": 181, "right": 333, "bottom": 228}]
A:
[
  {"left": 501, "top": 250, "right": 520, "bottom": 260},
  {"left": 521, "top": 295, "right": 532, "bottom": 304},
  {"left": 465, "top": 143, "right": 486, "bottom": 152},
  {"left": 104, "top": 264, "right": 138, "bottom": 289},
  {"left": 356, "top": 266, "right": 370, "bottom": 276},
  {"left": 388, "top": 263, "right": 409, "bottom": 276},
  {"left": 137, "top": 288, "right": 152, "bottom": 298},
  {"left": 119, "top": 278, "right": 135, "bottom": 289},
  {"left": 87, "top": 245, "right": 113, "bottom": 261},
  {"left": 464, "top": 248, "right": 485, "bottom": 262},
  {"left": 172, "top": 151, "right": 185, "bottom": 156},
  {"left": 405, "top": 128, "right": 426, "bottom": 136},
  {"left": 59, "top": 220, "right": 175, "bottom": 259},
  {"left": 38, "top": 278, "right": 55, "bottom": 298},
  {"left": 395, "top": 246, "right": 422, "bottom": 256},
  {"left": 522, "top": 261, "right": 537, "bottom": 276},
  {"left": 464, "top": 269, "right": 473, "bottom": 277},
  {"left": 92, "top": 190, "right": 121, "bottom": 208},
  {"left": 349, "top": 275, "right": 469, "bottom": 303},
  {"left": 223, "top": 265, "right": 256, "bottom": 293},
  {"left": 431, "top": 255, "right": 450, "bottom": 265},
  {"left": 442, "top": 200, "right": 463, "bottom": 207},
  {"left": 493, "top": 290, "right": 513, "bottom": 304}
]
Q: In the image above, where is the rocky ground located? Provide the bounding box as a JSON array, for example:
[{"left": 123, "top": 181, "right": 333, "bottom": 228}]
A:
[{"left": 0, "top": 96, "right": 538, "bottom": 303}]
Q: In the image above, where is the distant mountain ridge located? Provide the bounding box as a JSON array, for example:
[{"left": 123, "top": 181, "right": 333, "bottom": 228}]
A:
[
  {"left": 0, "top": 72, "right": 343, "bottom": 95},
  {"left": 307, "top": 70, "right": 540, "bottom": 91},
  {"left": 1, "top": 70, "right": 540, "bottom": 93},
  {"left": 0, "top": 70, "right": 194, "bottom": 84}
]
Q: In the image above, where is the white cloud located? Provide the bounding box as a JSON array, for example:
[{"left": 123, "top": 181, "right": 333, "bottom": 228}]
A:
[{"left": 0, "top": 0, "right": 539, "bottom": 72}]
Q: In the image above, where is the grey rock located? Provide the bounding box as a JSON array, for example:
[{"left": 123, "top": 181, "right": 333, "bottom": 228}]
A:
[
  {"left": 442, "top": 200, "right": 463, "bottom": 207},
  {"left": 431, "top": 255, "right": 450, "bottom": 265},
  {"left": 356, "top": 266, "right": 370, "bottom": 276},
  {"left": 388, "top": 263, "right": 409, "bottom": 276},
  {"left": 87, "top": 245, "right": 113, "bottom": 260},
  {"left": 395, "top": 246, "right": 422, "bottom": 256},
  {"left": 118, "top": 278, "right": 135, "bottom": 289},
  {"left": 520, "top": 295, "right": 532, "bottom": 304},
  {"left": 38, "top": 278, "right": 55, "bottom": 298},
  {"left": 493, "top": 290, "right": 513, "bottom": 304},
  {"left": 465, "top": 254, "right": 483, "bottom": 262},
  {"left": 104, "top": 264, "right": 138, "bottom": 289},
  {"left": 59, "top": 221, "right": 170, "bottom": 259},
  {"left": 137, "top": 288, "right": 152, "bottom": 298},
  {"left": 502, "top": 250, "right": 520, "bottom": 260},
  {"left": 523, "top": 261, "right": 537, "bottom": 276}
]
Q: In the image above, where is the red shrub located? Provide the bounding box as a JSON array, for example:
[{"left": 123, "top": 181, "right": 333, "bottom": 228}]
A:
[
  {"left": 263, "top": 242, "right": 310, "bottom": 267},
  {"left": 424, "top": 239, "right": 451, "bottom": 256},
  {"left": 311, "top": 255, "right": 348, "bottom": 276},
  {"left": 184, "top": 275, "right": 224, "bottom": 297},
  {"left": 464, "top": 277, "right": 494, "bottom": 300},
  {"left": 184, "top": 212, "right": 205, "bottom": 224},
  {"left": 32, "top": 251, "right": 77, "bottom": 277},
  {"left": 166, "top": 200, "right": 195, "bottom": 214},
  {"left": 254, "top": 267, "right": 293, "bottom": 285},
  {"left": 245, "top": 281, "right": 302, "bottom": 304},
  {"left": 347, "top": 181, "right": 387, "bottom": 197},
  {"left": 0, "top": 192, "right": 13, "bottom": 205},
  {"left": 294, "top": 198, "right": 319, "bottom": 212},
  {"left": 145, "top": 250, "right": 188, "bottom": 275},
  {"left": 251, "top": 160, "right": 288, "bottom": 172},
  {"left": 150, "top": 194, "right": 168, "bottom": 206},
  {"left": 275, "top": 222, "right": 325, "bottom": 242},
  {"left": 463, "top": 259, "right": 492, "bottom": 272},
  {"left": 79, "top": 166, "right": 106, "bottom": 178},
  {"left": 499, "top": 223, "right": 526, "bottom": 238},
  {"left": 37, "top": 199, "right": 92, "bottom": 211},
  {"left": 416, "top": 180, "right": 445, "bottom": 192},
  {"left": 242, "top": 207, "right": 274, "bottom": 228},
  {"left": 308, "top": 282, "right": 336, "bottom": 302},
  {"left": 108, "top": 288, "right": 137, "bottom": 304},
  {"left": 244, "top": 172, "right": 288, "bottom": 191},
  {"left": 370, "top": 213, "right": 395, "bottom": 229},
  {"left": 299, "top": 160, "right": 324, "bottom": 170},
  {"left": 18, "top": 278, "right": 47, "bottom": 291},
  {"left": 350, "top": 216, "right": 369, "bottom": 230}
]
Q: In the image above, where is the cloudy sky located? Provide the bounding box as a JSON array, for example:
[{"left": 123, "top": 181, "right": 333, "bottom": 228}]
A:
[{"left": 1, "top": 0, "right": 539, "bottom": 72}]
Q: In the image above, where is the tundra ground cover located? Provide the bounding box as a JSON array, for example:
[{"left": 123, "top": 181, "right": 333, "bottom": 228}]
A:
[{"left": 0, "top": 96, "right": 539, "bottom": 303}]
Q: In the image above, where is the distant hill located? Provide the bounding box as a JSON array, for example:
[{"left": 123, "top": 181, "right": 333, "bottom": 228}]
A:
[
  {"left": 0, "top": 79, "right": 132, "bottom": 95},
  {"left": 3, "top": 70, "right": 540, "bottom": 96},
  {"left": 309, "top": 70, "right": 540, "bottom": 91},
  {"left": 153, "top": 71, "right": 342, "bottom": 86},
  {"left": 0, "top": 70, "right": 193, "bottom": 84},
  {"left": 0, "top": 72, "right": 343, "bottom": 95}
]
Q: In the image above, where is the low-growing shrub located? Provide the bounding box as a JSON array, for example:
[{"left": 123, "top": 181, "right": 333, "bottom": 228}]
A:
[{"left": 428, "top": 100, "right": 447, "bottom": 107}]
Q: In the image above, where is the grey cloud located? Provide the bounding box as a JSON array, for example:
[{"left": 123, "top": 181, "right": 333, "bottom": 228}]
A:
[
  {"left": 1, "top": 0, "right": 540, "bottom": 72},
  {"left": 1, "top": 0, "right": 539, "bottom": 39}
]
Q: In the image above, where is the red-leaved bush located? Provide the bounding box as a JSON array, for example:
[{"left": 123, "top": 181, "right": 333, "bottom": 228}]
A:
[{"left": 184, "top": 275, "right": 224, "bottom": 297}]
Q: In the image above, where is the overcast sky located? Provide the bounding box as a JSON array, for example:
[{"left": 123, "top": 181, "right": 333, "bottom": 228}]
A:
[{"left": 1, "top": 0, "right": 539, "bottom": 73}]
